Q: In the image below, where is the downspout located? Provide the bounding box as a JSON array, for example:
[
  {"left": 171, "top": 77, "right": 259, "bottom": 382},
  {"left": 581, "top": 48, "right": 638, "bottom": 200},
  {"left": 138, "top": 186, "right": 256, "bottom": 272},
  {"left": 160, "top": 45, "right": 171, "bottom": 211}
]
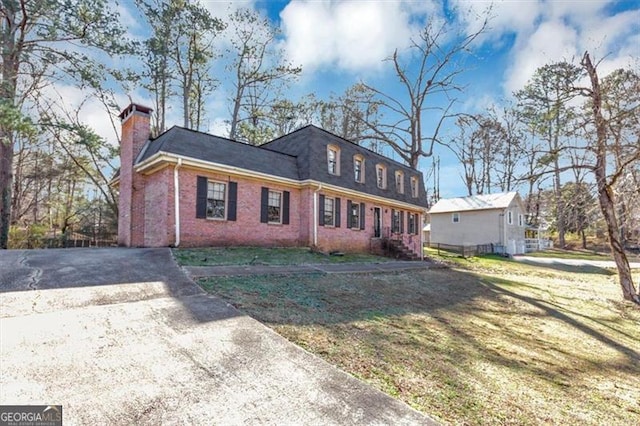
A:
[
  {"left": 420, "top": 211, "right": 425, "bottom": 260},
  {"left": 174, "top": 158, "right": 182, "bottom": 247},
  {"left": 313, "top": 183, "right": 323, "bottom": 247}
]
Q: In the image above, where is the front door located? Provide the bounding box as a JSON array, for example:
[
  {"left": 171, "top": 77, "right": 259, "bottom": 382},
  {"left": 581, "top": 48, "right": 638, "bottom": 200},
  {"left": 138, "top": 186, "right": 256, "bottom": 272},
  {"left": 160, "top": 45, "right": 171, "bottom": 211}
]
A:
[{"left": 373, "top": 207, "right": 381, "bottom": 238}]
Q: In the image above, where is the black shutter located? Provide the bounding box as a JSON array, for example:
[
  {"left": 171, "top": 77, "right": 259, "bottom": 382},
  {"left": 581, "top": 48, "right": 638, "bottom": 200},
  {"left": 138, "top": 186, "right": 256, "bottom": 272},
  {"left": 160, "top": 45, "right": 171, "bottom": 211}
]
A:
[
  {"left": 415, "top": 214, "right": 420, "bottom": 235},
  {"left": 407, "top": 211, "right": 411, "bottom": 234},
  {"left": 260, "top": 187, "right": 269, "bottom": 223},
  {"left": 335, "top": 197, "right": 341, "bottom": 228},
  {"left": 360, "top": 203, "right": 365, "bottom": 230},
  {"left": 227, "top": 182, "right": 237, "bottom": 221},
  {"left": 400, "top": 210, "right": 405, "bottom": 233},
  {"left": 319, "top": 194, "right": 325, "bottom": 226},
  {"left": 196, "top": 176, "right": 208, "bottom": 219},
  {"left": 347, "top": 200, "right": 352, "bottom": 229},
  {"left": 283, "top": 191, "right": 290, "bottom": 225}
]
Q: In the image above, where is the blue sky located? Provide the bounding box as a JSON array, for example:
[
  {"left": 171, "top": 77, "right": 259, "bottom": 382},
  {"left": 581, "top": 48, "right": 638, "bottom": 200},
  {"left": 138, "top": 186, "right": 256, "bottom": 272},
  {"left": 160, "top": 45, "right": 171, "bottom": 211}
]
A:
[{"left": 73, "top": 0, "right": 640, "bottom": 198}]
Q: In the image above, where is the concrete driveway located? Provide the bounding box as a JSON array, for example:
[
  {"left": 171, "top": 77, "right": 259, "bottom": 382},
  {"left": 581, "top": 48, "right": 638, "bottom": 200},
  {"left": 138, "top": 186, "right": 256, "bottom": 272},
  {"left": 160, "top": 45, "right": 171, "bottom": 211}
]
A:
[
  {"left": 0, "top": 248, "right": 435, "bottom": 425},
  {"left": 514, "top": 255, "right": 640, "bottom": 269}
]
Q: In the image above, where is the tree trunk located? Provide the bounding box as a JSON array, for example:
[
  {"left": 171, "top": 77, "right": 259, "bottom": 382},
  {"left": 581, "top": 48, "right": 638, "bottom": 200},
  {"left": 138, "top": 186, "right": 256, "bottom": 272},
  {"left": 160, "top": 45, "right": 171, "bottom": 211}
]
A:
[
  {"left": 0, "top": 141, "right": 13, "bottom": 249},
  {"left": 582, "top": 52, "right": 639, "bottom": 304}
]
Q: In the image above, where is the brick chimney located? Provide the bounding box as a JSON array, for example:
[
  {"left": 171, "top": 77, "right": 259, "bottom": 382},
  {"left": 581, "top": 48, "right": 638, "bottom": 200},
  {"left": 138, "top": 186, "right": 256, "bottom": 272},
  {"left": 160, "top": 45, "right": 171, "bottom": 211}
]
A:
[{"left": 117, "top": 103, "right": 152, "bottom": 247}]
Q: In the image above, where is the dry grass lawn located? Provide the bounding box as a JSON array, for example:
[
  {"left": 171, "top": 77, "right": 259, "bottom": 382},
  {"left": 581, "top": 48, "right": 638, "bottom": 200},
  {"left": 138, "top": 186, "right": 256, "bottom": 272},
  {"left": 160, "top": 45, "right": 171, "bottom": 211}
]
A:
[{"left": 197, "top": 255, "right": 640, "bottom": 425}]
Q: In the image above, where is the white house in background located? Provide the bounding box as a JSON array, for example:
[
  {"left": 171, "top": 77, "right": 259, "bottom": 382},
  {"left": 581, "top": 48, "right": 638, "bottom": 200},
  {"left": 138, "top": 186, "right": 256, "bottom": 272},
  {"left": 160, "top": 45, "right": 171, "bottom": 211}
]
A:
[{"left": 428, "top": 192, "right": 528, "bottom": 255}]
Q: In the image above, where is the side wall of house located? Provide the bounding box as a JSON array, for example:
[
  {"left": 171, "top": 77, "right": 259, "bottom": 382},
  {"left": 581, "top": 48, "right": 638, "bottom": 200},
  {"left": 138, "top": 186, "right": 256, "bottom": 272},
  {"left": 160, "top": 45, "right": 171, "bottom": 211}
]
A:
[
  {"left": 143, "top": 168, "right": 174, "bottom": 247},
  {"left": 504, "top": 201, "right": 526, "bottom": 255},
  {"left": 430, "top": 209, "right": 502, "bottom": 246}
]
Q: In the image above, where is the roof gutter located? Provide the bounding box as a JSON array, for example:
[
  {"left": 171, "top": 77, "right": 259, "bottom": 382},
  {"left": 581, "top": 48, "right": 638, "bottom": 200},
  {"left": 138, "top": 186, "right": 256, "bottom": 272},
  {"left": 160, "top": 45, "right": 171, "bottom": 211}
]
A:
[{"left": 174, "top": 158, "right": 182, "bottom": 247}]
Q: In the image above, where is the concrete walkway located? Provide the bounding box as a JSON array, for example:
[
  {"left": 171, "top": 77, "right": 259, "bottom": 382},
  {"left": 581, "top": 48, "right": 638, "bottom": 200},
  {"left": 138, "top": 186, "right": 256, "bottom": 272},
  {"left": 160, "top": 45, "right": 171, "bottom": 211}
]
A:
[
  {"left": 1, "top": 248, "right": 438, "bottom": 425},
  {"left": 184, "top": 260, "right": 438, "bottom": 278}
]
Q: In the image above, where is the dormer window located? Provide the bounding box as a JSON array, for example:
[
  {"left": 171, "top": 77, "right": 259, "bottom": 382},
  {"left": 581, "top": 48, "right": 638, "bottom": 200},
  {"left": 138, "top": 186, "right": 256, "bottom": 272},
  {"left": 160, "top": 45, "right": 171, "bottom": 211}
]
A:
[
  {"left": 395, "top": 171, "right": 404, "bottom": 194},
  {"left": 376, "top": 164, "right": 387, "bottom": 189},
  {"left": 327, "top": 145, "right": 340, "bottom": 175},
  {"left": 354, "top": 155, "right": 364, "bottom": 183},
  {"left": 410, "top": 177, "right": 419, "bottom": 198}
]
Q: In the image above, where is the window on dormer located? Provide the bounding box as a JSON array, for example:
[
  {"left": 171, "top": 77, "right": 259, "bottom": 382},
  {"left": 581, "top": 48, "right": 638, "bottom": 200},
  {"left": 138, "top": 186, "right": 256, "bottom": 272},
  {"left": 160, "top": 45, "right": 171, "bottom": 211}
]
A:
[
  {"left": 327, "top": 145, "right": 340, "bottom": 175},
  {"left": 395, "top": 171, "right": 404, "bottom": 194},
  {"left": 376, "top": 164, "right": 387, "bottom": 189},
  {"left": 354, "top": 155, "right": 364, "bottom": 183},
  {"left": 410, "top": 177, "right": 419, "bottom": 198}
]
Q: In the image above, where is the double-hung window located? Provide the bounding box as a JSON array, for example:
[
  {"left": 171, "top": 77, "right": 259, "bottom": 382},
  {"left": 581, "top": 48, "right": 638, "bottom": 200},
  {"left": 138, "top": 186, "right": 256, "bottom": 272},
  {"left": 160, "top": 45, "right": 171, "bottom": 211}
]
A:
[
  {"left": 324, "top": 197, "right": 335, "bottom": 227},
  {"left": 267, "top": 191, "right": 282, "bottom": 224},
  {"left": 327, "top": 145, "right": 340, "bottom": 175},
  {"left": 410, "top": 177, "right": 418, "bottom": 198},
  {"left": 395, "top": 171, "right": 404, "bottom": 193},
  {"left": 350, "top": 202, "right": 360, "bottom": 229},
  {"left": 408, "top": 213, "right": 416, "bottom": 234},
  {"left": 452, "top": 212, "right": 460, "bottom": 223},
  {"left": 196, "top": 176, "right": 237, "bottom": 221},
  {"left": 207, "top": 182, "right": 226, "bottom": 219},
  {"left": 392, "top": 210, "right": 400, "bottom": 233},
  {"left": 346, "top": 200, "right": 364, "bottom": 230},
  {"left": 376, "top": 164, "right": 387, "bottom": 189},
  {"left": 354, "top": 156, "right": 364, "bottom": 183}
]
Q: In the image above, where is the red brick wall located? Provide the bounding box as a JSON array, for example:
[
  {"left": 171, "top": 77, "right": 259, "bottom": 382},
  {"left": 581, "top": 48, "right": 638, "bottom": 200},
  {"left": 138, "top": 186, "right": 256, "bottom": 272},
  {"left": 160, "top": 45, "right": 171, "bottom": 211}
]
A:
[
  {"left": 176, "top": 168, "right": 305, "bottom": 248},
  {"left": 143, "top": 168, "right": 173, "bottom": 247}
]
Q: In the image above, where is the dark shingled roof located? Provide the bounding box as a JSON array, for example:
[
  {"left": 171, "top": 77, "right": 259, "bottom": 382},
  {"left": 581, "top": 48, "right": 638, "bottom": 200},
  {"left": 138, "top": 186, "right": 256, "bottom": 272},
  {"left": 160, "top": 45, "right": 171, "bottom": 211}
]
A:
[
  {"left": 138, "top": 126, "right": 300, "bottom": 180},
  {"left": 261, "top": 125, "right": 428, "bottom": 206},
  {"left": 136, "top": 124, "right": 428, "bottom": 207}
]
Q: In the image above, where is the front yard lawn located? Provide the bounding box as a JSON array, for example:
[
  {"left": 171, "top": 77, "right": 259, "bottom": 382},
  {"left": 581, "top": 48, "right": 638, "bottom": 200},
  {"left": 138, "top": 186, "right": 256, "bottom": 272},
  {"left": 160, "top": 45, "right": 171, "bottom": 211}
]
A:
[
  {"left": 197, "top": 254, "right": 640, "bottom": 425},
  {"left": 173, "top": 246, "right": 391, "bottom": 266}
]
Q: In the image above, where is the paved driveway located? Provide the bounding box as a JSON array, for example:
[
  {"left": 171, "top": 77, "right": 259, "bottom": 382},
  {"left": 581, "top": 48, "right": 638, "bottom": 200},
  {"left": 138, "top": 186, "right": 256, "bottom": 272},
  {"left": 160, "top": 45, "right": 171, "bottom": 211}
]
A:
[
  {"left": 0, "top": 248, "right": 435, "bottom": 425},
  {"left": 514, "top": 255, "right": 640, "bottom": 269}
]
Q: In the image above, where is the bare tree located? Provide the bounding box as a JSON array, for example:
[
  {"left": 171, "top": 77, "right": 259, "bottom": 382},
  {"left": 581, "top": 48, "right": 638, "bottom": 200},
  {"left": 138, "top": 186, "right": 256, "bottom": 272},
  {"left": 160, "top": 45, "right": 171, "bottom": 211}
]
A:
[
  {"left": 226, "top": 8, "right": 301, "bottom": 143},
  {"left": 354, "top": 16, "right": 488, "bottom": 170}
]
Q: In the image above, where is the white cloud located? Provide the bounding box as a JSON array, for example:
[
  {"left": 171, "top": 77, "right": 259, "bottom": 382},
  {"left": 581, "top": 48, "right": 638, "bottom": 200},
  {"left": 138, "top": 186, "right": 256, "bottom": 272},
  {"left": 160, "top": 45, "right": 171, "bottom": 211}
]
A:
[
  {"left": 504, "top": 20, "right": 579, "bottom": 93},
  {"left": 500, "top": 1, "right": 640, "bottom": 94},
  {"left": 452, "top": 0, "right": 541, "bottom": 42},
  {"left": 280, "top": 0, "right": 433, "bottom": 73},
  {"left": 198, "top": 0, "right": 256, "bottom": 20}
]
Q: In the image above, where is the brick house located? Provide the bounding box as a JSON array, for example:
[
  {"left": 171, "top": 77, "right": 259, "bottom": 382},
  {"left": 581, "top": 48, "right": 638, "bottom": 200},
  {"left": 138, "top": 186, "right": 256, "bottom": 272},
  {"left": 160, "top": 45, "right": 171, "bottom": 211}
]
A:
[{"left": 113, "top": 103, "right": 429, "bottom": 257}]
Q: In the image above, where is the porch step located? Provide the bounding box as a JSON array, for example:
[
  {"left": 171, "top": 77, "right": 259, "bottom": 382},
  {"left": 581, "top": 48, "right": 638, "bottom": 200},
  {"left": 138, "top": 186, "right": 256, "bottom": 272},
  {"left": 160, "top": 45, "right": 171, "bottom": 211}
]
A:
[{"left": 386, "top": 239, "right": 421, "bottom": 261}]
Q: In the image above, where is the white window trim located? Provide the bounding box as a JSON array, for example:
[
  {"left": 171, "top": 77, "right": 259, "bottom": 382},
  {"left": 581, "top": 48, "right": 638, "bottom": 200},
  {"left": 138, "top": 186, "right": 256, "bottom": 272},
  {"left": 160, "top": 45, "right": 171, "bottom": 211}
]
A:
[
  {"left": 376, "top": 164, "right": 387, "bottom": 189},
  {"left": 207, "top": 181, "right": 227, "bottom": 220},
  {"left": 327, "top": 145, "right": 340, "bottom": 176},
  {"left": 354, "top": 155, "right": 365, "bottom": 183},
  {"left": 410, "top": 177, "right": 418, "bottom": 198},
  {"left": 507, "top": 210, "right": 513, "bottom": 225},
  {"left": 395, "top": 171, "right": 404, "bottom": 194},
  {"left": 324, "top": 197, "right": 335, "bottom": 227},
  {"left": 452, "top": 212, "right": 460, "bottom": 223},
  {"left": 350, "top": 202, "right": 361, "bottom": 229},
  {"left": 267, "top": 190, "right": 283, "bottom": 224},
  {"left": 518, "top": 214, "right": 523, "bottom": 227}
]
